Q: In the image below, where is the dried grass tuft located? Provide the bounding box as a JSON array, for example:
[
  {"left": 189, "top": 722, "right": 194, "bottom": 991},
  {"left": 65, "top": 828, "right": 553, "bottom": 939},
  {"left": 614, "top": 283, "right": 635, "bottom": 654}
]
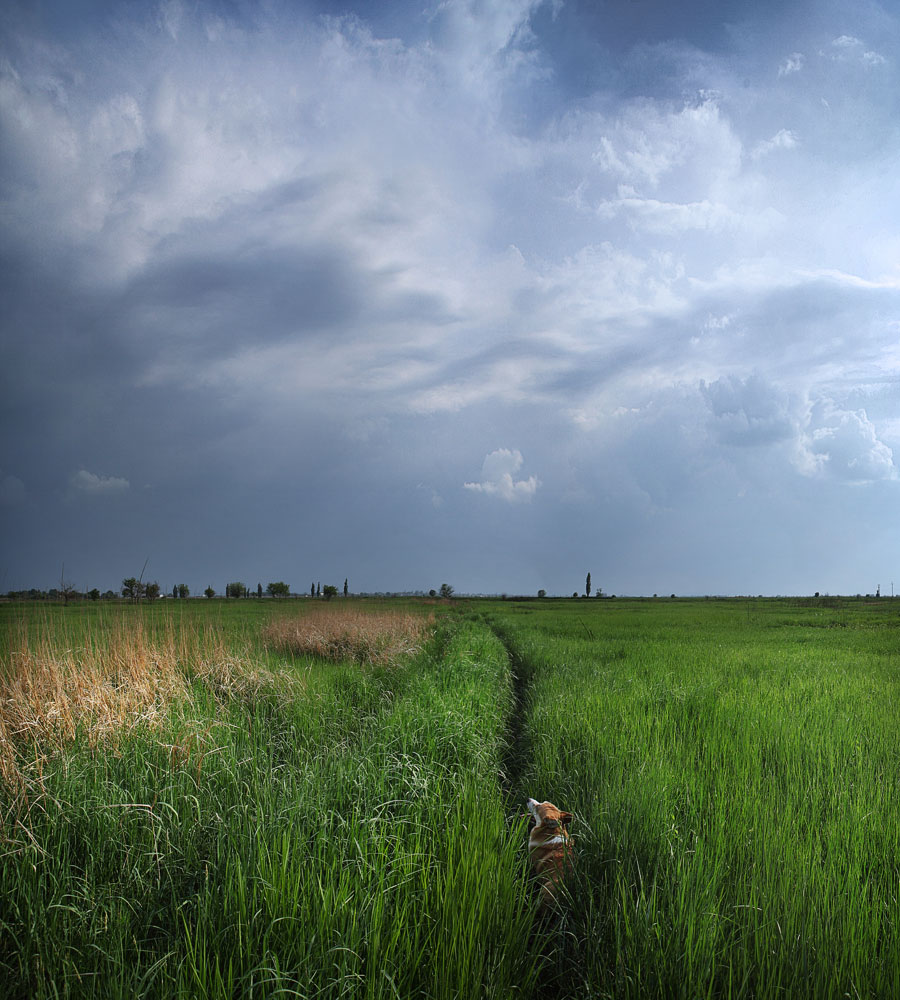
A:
[
  {"left": 0, "top": 620, "right": 305, "bottom": 794},
  {"left": 0, "top": 621, "right": 187, "bottom": 793},
  {"left": 262, "top": 606, "right": 432, "bottom": 666},
  {"left": 192, "top": 632, "right": 307, "bottom": 704}
]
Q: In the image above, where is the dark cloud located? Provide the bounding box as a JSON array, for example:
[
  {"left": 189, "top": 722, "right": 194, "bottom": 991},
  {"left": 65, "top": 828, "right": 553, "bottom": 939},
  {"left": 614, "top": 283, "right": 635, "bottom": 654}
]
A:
[
  {"left": 124, "top": 245, "right": 368, "bottom": 346},
  {"left": 1, "top": 0, "right": 898, "bottom": 596}
]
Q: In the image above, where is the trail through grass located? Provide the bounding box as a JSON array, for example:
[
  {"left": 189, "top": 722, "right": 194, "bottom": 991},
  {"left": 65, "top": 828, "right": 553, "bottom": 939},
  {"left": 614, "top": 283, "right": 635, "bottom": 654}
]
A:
[
  {"left": 3, "top": 596, "right": 899, "bottom": 998},
  {"left": 0, "top": 602, "right": 541, "bottom": 999},
  {"left": 479, "top": 598, "right": 900, "bottom": 999}
]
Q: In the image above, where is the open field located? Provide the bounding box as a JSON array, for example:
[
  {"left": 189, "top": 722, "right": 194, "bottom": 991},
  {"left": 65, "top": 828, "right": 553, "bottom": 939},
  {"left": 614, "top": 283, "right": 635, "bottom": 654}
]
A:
[
  {"left": 2, "top": 597, "right": 899, "bottom": 998},
  {"left": 478, "top": 597, "right": 900, "bottom": 998}
]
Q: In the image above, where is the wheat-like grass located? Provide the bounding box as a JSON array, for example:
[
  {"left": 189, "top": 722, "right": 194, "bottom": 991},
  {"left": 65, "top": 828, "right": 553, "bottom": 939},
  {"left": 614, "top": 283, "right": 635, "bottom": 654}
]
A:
[
  {"left": 262, "top": 606, "right": 433, "bottom": 665},
  {"left": 192, "top": 632, "right": 307, "bottom": 703},
  {"left": 0, "top": 621, "right": 187, "bottom": 786},
  {"left": 0, "top": 617, "right": 305, "bottom": 793}
]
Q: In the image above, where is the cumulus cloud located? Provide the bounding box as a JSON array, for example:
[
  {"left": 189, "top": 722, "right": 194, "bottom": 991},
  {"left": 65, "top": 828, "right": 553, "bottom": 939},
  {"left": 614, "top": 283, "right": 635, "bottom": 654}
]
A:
[
  {"left": 70, "top": 470, "right": 130, "bottom": 495},
  {"left": 799, "top": 402, "right": 897, "bottom": 483},
  {"left": 701, "top": 375, "right": 797, "bottom": 447},
  {"left": 464, "top": 449, "right": 540, "bottom": 501},
  {"left": 588, "top": 99, "right": 742, "bottom": 195}
]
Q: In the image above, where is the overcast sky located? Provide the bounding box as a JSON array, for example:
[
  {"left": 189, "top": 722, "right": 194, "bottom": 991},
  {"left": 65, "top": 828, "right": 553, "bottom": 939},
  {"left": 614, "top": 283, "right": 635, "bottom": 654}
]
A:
[{"left": 2, "top": 0, "right": 899, "bottom": 597}]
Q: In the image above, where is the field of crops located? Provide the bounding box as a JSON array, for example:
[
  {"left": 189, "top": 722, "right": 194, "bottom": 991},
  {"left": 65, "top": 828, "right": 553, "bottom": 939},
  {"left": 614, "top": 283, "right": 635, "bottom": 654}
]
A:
[{"left": 1, "top": 596, "right": 899, "bottom": 998}]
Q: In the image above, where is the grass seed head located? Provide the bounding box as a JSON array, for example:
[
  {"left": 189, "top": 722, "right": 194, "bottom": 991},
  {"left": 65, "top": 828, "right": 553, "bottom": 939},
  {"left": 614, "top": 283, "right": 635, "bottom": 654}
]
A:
[{"left": 262, "top": 606, "right": 432, "bottom": 666}]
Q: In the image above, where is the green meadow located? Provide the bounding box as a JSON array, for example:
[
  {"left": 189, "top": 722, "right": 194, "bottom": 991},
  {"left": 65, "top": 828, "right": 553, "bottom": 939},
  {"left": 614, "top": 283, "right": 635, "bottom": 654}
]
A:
[{"left": 1, "top": 596, "right": 899, "bottom": 998}]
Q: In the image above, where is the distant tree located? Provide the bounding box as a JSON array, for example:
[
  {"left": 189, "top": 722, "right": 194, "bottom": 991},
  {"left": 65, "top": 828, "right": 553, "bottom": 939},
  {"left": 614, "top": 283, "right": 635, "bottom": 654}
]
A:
[
  {"left": 122, "top": 577, "right": 144, "bottom": 602},
  {"left": 204, "top": 586, "right": 216, "bottom": 599},
  {"left": 322, "top": 584, "right": 338, "bottom": 600},
  {"left": 316, "top": 582, "right": 321, "bottom": 597},
  {"left": 343, "top": 578, "right": 348, "bottom": 597},
  {"left": 439, "top": 583, "right": 454, "bottom": 599},
  {"left": 103, "top": 590, "right": 117, "bottom": 600},
  {"left": 226, "top": 582, "right": 248, "bottom": 599},
  {"left": 538, "top": 589, "right": 547, "bottom": 599},
  {"left": 257, "top": 582, "right": 263, "bottom": 599},
  {"left": 429, "top": 589, "right": 437, "bottom": 598},
  {"left": 88, "top": 588, "right": 100, "bottom": 601},
  {"left": 311, "top": 583, "right": 316, "bottom": 598},
  {"left": 267, "top": 581, "right": 290, "bottom": 598},
  {"left": 145, "top": 582, "right": 161, "bottom": 601},
  {"left": 173, "top": 584, "right": 178, "bottom": 599},
  {"left": 572, "top": 592, "right": 578, "bottom": 598},
  {"left": 178, "top": 584, "right": 190, "bottom": 599},
  {"left": 585, "top": 572, "right": 591, "bottom": 598},
  {"left": 58, "top": 565, "right": 76, "bottom": 605}
]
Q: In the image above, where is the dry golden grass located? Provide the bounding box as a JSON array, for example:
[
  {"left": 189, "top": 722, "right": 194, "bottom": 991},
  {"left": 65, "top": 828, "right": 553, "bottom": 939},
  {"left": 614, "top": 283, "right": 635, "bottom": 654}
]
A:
[
  {"left": 0, "top": 621, "right": 187, "bottom": 783},
  {"left": 0, "top": 619, "right": 304, "bottom": 793},
  {"left": 192, "top": 634, "right": 307, "bottom": 703},
  {"left": 262, "top": 605, "right": 433, "bottom": 666},
  {"left": 0, "top": 605, "right": 430, "bottom": 793}
]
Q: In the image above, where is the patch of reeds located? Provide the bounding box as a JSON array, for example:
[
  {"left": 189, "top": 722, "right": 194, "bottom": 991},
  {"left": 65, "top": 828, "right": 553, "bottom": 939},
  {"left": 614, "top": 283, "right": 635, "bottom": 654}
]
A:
[
  {"left": 0, "top": 621, "right": 185, "bottom": 791},
  {"left": 0, "top": 615, "right": 304, "bottom": 793},
  {"left": 262, "top": 605, "right": 433, "bottom": 665}
]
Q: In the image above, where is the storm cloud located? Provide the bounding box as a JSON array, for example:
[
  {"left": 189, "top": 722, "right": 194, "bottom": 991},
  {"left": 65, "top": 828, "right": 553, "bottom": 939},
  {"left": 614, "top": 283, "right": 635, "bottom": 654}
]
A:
[{"left": 1, "top": 0, "right": 898, "bottom": 596}]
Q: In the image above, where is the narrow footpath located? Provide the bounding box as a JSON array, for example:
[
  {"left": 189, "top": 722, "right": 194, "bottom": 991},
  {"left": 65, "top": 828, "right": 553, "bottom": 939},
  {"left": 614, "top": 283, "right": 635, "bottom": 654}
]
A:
[{"left": 488, "top": 618, "right": 532, "bottom": 808}]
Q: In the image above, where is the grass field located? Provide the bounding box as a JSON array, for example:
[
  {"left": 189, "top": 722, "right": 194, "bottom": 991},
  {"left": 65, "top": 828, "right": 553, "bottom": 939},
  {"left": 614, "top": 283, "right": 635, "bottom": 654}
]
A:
[{"left": 2, "top": 596, "right": 899, "bottom": 998}]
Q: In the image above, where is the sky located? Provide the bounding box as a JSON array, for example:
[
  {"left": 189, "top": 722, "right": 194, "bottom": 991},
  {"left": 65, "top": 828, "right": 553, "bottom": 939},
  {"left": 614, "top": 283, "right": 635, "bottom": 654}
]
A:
[{"left": 1, "top": 0, "right": 899, "bottom": 597}]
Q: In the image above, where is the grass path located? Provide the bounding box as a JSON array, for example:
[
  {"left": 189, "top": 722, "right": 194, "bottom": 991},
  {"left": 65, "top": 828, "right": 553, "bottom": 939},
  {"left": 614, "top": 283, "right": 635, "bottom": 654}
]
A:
[
  {"left": 0, "top": 604, "right": 542, "bottom": 999},
  {"left": 4, "top": 597, "right": 899, "bottom": 998},
  {"left": 479, "top": 598, "right": 900, "bottom": 1000}
]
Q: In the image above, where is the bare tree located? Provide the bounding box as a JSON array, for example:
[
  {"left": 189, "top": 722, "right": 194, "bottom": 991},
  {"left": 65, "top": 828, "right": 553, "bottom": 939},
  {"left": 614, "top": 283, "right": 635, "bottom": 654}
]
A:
[{"left": 58, "top": 564, "right": 76, "bottom": 605}]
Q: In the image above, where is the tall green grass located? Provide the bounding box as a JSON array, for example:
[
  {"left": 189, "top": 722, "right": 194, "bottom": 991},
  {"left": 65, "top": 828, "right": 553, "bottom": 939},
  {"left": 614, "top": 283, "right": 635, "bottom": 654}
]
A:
[
  {"left": 483, "top": 598, "right": 900, "bottom": 999},
  {"left": 0, "top": 604, "right": 541, "bottom": 999},
  {"left": 6, "top": 596, "right": 898, "bottom": 998}
]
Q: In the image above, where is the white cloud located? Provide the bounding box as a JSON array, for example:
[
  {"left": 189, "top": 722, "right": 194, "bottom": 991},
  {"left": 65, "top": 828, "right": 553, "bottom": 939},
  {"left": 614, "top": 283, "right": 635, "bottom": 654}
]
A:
[
  {"left": 596, "top": 194, "right": 739, "bottom": 233},
  {"left": 0, "top": 474, "right": 26, "bottom": 506},
  {"left": 701, "top": 375, "right": 797, "bottom": 447},
  {"left": 589, "top": 99, "right": 742, "bottom": 194},
  {"left": 751, "top": 128, "right": 799, "bottom": 160},
  {"left": 71, "top": 470, "right": 130, "bottom": 495},
  {"left": 798, "top": 402, "right": 897, "bottom": 483},
  {"left": 826, "top": 35, "right": 886, "bottom": 66},
  {"left": 778, "top": 52, "right": 805, "bottom": 76},
  {"left": 464, "top": 448, "right": 540, "bottom": 501}
]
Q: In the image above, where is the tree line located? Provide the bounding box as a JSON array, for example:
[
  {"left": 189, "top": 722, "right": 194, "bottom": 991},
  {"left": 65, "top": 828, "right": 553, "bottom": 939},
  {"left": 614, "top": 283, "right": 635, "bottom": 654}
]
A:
[
  {"left": 4, "top": 578, "right": 467, "bottom": 603},
  {"left": 4, "top": 573, "right": 605, "bottom": 604}
]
